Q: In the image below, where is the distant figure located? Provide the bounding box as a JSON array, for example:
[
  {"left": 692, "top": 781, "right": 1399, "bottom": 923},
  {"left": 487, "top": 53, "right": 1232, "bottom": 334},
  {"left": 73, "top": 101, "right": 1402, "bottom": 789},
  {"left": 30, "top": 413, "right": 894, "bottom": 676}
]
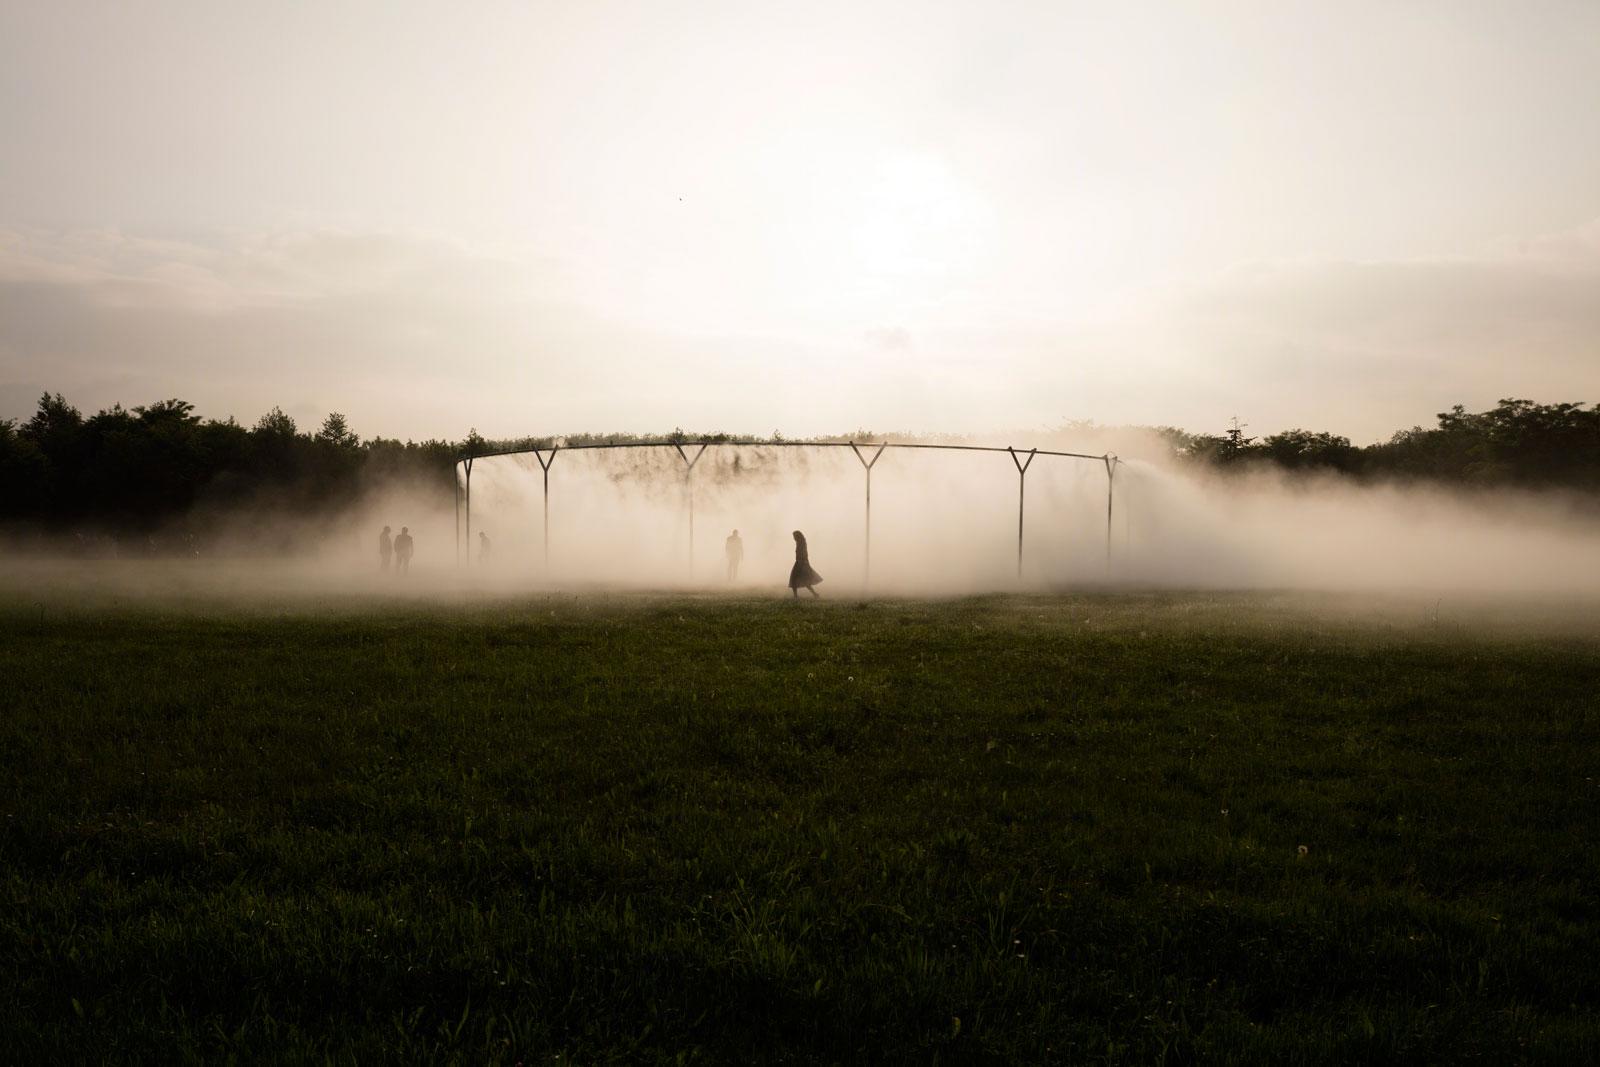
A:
[
  {"left": 725, "top": 529, "right": 743, "bottom": 582},
  {"left": 379, "top": 525, "right": 393, "bottom": 571},
  {"left": 788, "top": 530, "right": 822, "bottom": 598},
  {"left": 479, "top": 531, "right": 491, "bottom": 564},
  {"left": 393, "top": 526, "right": 414, "bottom": 574}
]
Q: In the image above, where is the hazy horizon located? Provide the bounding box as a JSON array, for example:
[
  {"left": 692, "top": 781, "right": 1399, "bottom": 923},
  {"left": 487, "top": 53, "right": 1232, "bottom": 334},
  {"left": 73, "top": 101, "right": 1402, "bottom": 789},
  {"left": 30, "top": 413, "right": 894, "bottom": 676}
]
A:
[
  {"left": 0, "top": 387, "right": 1572, "bottom": 451},
  {"left": 3, "top": 2, "right": 1597, "bottom": 445},
  {"left": 7, "top": 438, "right": 1598, "bottom": 608}
]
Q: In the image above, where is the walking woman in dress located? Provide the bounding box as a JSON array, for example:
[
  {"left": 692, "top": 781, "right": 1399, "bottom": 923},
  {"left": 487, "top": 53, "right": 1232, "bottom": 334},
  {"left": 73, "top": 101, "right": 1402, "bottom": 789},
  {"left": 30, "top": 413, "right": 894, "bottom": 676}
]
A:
[{"left": 788, "top": 530, "right": 822, "bottom": 597}]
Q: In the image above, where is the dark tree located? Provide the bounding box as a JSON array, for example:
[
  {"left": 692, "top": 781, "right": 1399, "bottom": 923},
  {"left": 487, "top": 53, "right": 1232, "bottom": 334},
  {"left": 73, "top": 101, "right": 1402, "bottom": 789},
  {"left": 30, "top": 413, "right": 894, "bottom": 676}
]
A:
[
  {"left": 315, "top": 412, "right": 360, "bottom": 449},
  {"left": 1362, "top": 399, "right": 1600, "bottom": 488},
  {"left": 18, "top": 393, "right": 87, "bottom": 523},
  {"left": 1259, "top": 429, "right": 1356, "bottom": 472},
  {"left": 1219, "top": 418, "right": 1256, "bottom": 464},
  {"left": 0, "top": 419, "right": 50, "bottom": 518}
]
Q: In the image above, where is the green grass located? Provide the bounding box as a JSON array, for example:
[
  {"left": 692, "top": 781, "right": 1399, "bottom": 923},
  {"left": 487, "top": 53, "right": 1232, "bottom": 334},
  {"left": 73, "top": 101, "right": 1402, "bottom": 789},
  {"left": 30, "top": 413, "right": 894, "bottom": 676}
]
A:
[{"left": 2, "top": 578, "right": 1598, "bottom": 1064}]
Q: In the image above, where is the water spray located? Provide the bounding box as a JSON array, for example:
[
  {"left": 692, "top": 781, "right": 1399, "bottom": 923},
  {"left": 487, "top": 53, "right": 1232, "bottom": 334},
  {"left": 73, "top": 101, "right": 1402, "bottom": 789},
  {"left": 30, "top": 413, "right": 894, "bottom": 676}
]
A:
[{"left": 454, "top": 439, "right": 1120, "bottom": 586}]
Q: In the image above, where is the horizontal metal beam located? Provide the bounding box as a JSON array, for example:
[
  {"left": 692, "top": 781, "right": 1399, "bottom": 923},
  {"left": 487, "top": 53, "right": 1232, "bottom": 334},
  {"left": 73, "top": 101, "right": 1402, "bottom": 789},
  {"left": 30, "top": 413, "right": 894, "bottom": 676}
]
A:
[{"left": 459, "top": 439, "right": 1111, "bottom": 465}]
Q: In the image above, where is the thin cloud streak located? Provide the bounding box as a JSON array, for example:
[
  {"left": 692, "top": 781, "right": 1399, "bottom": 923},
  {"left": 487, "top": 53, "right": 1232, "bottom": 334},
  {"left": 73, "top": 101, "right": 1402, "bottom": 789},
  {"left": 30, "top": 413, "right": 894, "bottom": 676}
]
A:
[{"left": 3, "top": 223, "right": 1598, "bottom": 444}]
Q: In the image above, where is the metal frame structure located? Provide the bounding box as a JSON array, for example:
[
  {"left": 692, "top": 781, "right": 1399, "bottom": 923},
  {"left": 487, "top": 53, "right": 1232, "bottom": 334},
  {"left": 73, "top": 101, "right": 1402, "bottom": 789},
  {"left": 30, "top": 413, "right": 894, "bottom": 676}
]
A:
[{"left": 454, "top": 440, "right": 1119, "bottom": 583}]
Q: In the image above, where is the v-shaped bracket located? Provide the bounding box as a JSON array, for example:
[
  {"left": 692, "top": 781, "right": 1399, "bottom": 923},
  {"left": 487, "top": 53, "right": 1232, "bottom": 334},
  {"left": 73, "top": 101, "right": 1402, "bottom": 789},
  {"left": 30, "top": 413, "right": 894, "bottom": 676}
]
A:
[
  {"left": 673, "top": 442, "right": 707, "bottom": 471},
  {"left": 849, "top": 441, "right": 888, "bottom": 469}
]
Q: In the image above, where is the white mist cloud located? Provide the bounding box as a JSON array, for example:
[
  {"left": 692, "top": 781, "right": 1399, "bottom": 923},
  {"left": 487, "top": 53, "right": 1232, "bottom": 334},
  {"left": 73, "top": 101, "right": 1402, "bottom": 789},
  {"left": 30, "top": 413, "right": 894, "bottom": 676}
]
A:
[
  {"left": 1116, "top": 462, "right": 1600, "bottom": 599},
  {"left": 439, "top": 443, "right": 1600, "bottom": 605}
]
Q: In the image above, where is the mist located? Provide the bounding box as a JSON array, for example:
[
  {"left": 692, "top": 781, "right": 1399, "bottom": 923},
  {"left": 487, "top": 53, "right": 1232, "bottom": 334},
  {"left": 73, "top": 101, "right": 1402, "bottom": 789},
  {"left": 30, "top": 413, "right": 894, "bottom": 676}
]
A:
[
  {"left": 454, "top": 440, "right": 1600, "bottom": 601},
  {"left": 1111, "top": 461, "right": 1600, "bottom": 597},
  {"left": 4, "top": 435, "right": 1596, "bottom": 617}
]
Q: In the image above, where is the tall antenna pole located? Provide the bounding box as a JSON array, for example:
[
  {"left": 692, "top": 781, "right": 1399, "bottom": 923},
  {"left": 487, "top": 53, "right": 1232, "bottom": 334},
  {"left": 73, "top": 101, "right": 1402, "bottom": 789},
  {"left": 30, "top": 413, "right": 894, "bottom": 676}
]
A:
[
  {"left": 849, "top": 442, "right": 887, "bottom": 589},
  {"left": 534, "top": 447, "right": 559, "bottom": 576},
  {"left": 1009, "top": 447, "right": 1036, "bottom": 579},
  {"left": 463, "top": 456, "right": 473, "bottom": 568},
  {"left": 673, "top": 443, "right": 707, "bottom": 579},
  {"left": 1103, "top": 453, "right": 1117, "bottom": 572}
]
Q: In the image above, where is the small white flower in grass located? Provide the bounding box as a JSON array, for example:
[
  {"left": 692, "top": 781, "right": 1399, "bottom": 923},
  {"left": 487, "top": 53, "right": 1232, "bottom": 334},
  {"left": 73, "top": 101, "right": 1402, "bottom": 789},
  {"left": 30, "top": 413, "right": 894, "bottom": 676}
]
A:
[{"left": 1297, "top": 845, "right": 1308, "bottom": 857}]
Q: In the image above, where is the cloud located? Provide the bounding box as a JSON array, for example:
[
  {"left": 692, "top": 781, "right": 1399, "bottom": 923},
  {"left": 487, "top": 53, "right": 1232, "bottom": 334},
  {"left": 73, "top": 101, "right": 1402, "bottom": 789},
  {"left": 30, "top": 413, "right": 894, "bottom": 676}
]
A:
[
  {"left": 4, "top": 220, "right": 1599, "bottom": 446},
  {"left": 1149, "top": 221, "right": 1600, "bottom": 440},
  {"left": 0, "top": 228, "right": 1035, "bottom": 441},
  {"left": 864, "top": 326, "right": 911, "bottom": 352},
  {"left": 0, "top": 229, "right": 671, "bottom": 437}
]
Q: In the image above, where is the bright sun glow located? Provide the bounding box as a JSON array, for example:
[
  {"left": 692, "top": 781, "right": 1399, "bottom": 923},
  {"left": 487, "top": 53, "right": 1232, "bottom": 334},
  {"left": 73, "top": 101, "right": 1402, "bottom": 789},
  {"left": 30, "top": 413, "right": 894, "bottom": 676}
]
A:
[{"left": 755, "top": 128, "right": 990, "bottom": 326}]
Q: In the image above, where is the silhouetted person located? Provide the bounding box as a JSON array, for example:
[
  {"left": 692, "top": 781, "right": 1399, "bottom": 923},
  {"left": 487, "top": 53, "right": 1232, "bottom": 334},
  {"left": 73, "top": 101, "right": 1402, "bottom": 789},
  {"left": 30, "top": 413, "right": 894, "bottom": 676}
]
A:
[
  {"left": 393, "top": 526, "right": 414, "bottom": 574},
  {"left": 379, "top": 525, "right": 393, "bottom": 571},
  {"left": 788, "top": 530, "right": 822, "bottom": 597},
  {"left": 725, "top": 529, "right": 743, "bottom": 581},
  {"left": 479, "top": 531, "right": 491, "bottom": 564}
]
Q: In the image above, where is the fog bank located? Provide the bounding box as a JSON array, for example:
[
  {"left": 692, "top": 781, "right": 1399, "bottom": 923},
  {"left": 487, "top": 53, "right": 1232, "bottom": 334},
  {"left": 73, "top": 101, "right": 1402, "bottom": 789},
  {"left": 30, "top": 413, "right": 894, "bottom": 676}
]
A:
[
  {"left": 456, "top": 444, "right": 1600, "bottom": 598},
  {"left": 3, "top": 440, "right": 1595, "bottom": 608}
]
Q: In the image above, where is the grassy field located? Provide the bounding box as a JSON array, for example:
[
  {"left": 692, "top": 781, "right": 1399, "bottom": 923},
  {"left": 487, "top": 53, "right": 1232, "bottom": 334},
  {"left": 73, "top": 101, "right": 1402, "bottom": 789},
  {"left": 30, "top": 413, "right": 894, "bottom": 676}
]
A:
[{"left": 2, "top": 567, "right": 1599, "bottom": 1064}]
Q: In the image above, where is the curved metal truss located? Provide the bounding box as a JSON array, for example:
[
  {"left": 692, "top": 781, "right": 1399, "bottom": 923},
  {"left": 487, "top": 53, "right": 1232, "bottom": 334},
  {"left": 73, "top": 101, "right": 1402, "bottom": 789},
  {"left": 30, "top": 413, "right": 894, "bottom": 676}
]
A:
[{"left": 454, "top": 439, "right": 1120, "bottom": 585}]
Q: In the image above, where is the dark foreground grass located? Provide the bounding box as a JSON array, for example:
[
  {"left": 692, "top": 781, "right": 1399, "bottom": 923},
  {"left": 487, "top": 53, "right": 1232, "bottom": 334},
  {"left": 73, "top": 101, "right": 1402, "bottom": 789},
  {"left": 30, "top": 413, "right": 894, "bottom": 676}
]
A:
[{"left": 2, "top": 579, "right": 1598, "bottom": 1064}]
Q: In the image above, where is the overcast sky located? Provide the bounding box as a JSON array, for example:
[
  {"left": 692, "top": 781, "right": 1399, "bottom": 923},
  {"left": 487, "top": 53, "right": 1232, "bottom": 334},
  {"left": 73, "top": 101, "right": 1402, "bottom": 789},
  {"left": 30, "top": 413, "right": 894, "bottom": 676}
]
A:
[{"left": 2, "top": 1, "right": 1596, "bottom": 445}]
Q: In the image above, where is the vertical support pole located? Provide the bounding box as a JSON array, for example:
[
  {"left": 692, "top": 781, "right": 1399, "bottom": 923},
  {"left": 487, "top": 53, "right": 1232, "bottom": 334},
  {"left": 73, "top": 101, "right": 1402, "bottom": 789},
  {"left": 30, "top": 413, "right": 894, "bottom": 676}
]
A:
[
  {"left": 534, "top": 448, "right": 558, "bottom": 576},
  {"left": 463, "top": 456, "right": 473, "bottom": 568},
  {"left": 849, "top": 442, "right": 888, "bottom": 589},
  {"left": 1104, "top": 453, "right": 1117, "bottom": 572},
  {"left": 1008, "top": 448, "right": 1036, "bottom": 579},
  {"left": 673, "top": 443, "right": 707, "bottom": 579}
]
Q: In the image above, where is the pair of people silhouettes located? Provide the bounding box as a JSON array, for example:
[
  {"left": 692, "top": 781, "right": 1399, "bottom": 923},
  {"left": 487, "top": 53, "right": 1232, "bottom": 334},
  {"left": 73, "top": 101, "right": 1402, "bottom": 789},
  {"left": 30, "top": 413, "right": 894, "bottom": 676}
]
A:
[{"left": 379, "top": 525, "right": 413, "bottom": 573}]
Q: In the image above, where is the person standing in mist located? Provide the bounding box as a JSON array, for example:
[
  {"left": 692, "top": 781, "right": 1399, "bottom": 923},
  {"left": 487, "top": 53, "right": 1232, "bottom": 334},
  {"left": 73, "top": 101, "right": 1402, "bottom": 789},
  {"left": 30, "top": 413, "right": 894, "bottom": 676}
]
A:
[
  {"left": 725, "top": 529, "right": 743, "bottom": 582},
  {"left": 479, "top": 531, "right": 491, "bottom": 565},
  {"left": 379, "top": 525, "right": 393, "bottom": 571},
  {"left": 788, "top": 530, "right": 822, "bottom": 598},
  {"left": 393, "top": 526, "right": 414, "bottom": 574}
]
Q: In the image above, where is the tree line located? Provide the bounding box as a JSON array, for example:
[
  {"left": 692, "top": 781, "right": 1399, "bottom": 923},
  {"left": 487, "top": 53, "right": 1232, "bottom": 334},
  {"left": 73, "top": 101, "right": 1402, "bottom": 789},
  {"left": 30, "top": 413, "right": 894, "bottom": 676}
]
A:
[
  {"left": 0, "top": 395, "right": 457, "bottom": 552},
  {"left": 1161, "top": 398, "right": 1600, "bottom": 489},
  {"left": 2, "top": 393, "right": 1596, "bottom": 552}
]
